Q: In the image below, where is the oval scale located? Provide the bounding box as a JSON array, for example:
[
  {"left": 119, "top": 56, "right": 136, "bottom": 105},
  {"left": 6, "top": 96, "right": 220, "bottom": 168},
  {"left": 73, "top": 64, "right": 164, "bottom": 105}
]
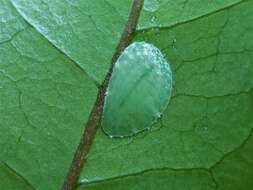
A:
[{"left": 102, "top": 42, "right": 173, "bottom": 138}]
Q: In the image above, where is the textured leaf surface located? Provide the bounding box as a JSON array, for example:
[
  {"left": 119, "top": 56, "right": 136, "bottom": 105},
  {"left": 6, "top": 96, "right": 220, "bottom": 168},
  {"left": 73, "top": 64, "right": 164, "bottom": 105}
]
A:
[
  {"left": 0, "top": 1, "right": 97, "bottom": 189},
  {"left": 11, "top": 0, "right": 133, "bottom": 83},
  {"left": 138, "top": 0, "right": 243, "bottom": 29},
  {"left": 0, "top": 0, "right": 252, "bottom": 189},
  {"left": 78, "top": 128, "right": 253, "bottom": 190},
  {"left": 78, "top": 0, "right": 253, "bottom": 186},
  {"left": 0, "top": 162, "right": 34, "bottom": 190},
  {"left": 102, "top": 42, "right": 172, "bottom": 137},
  {"left": 78, "top": 169, "right": 216, "bottom": 190}
]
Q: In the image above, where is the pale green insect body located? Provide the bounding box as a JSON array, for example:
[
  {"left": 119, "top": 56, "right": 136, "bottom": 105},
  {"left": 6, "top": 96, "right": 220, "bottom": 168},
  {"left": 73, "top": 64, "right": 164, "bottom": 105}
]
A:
[{"left": 102, "top": 42, "right": 173, "bottom": 138}]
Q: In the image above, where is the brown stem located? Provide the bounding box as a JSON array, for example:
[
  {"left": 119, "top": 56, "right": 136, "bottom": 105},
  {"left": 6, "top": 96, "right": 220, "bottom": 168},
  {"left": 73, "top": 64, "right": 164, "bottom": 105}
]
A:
[{"left": 61, "top": 0, "right": 144, "bottom": 189}]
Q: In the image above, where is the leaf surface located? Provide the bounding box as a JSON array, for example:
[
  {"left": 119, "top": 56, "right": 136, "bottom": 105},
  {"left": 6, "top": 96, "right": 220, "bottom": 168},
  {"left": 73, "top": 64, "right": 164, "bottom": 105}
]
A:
[
  {"left": 11, "top": 0, "right": 133, "bottom": 83},
  {"left": 0, "top": 0, "right": 252, "bottom": 189},
  {"left": 0, "top": 162, "right": 34, "bottom": 190},
  {"left": 138, "top": 0, "right": 243, "bottom": 29},
  {"left": 78, "top": 0, "right": 253, "bottom": 186},
  {"left": 0, "top": 1, "right": 98, "bottom": 189}
]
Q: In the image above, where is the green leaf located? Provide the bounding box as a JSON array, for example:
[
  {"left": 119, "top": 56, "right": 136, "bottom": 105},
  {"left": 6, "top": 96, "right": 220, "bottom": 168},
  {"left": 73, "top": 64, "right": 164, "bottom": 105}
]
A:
[
  {"left": 211, "top": 130, "right": 253, "bottom": 190},
  {"left": 0, "top": 0, "right": 252, "bottom": 190},
  {"left": 78, "top": 128, "right": 253, "bottom": 190},
  {"left": 78, "top": 0, "right": 253, "bottom": 187},
  {"left": 0, "top": 161, "right": 34, "bottom": 190},
  {"left": 102, "top": 42, "right": 172, "bottom": 137},
  {"left": 78, "top": 169, "right": 216, "bottom": 190},
  {"left": 0, "top": 1, "right": 99, "bottom": 189},
  {"left": 138, "top": 0, "right": 243, "bottom": 29},
  {"left": 10, "top": 0, "right": 133, "bottom": 83}
]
